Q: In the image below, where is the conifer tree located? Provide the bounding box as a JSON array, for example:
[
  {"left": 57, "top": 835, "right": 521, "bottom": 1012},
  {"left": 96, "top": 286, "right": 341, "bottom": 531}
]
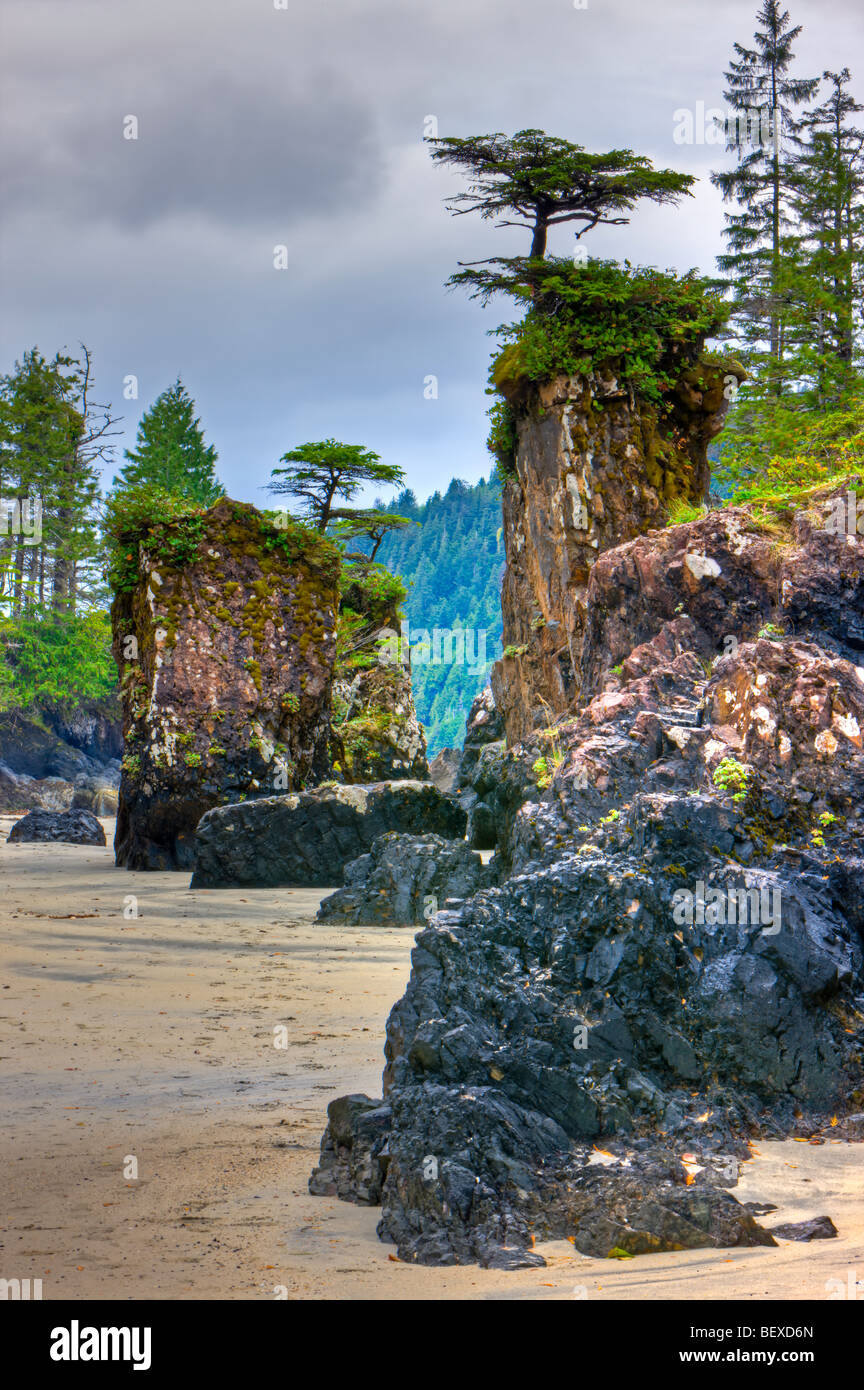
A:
[
  {"left": 0, "top": 347, "right": 110, "bottom": 616},
  {"left": 114, "top": 379, "right": 222, "bottom": 505},
  {"left": 784, "top": 68, "right": 864, "bottom": 401},
  {"left": 711, "top": 1, "right": 818, "bottom": 390},
  {"left": 268, "top": 440, "right": 404, "bottom": 531}
]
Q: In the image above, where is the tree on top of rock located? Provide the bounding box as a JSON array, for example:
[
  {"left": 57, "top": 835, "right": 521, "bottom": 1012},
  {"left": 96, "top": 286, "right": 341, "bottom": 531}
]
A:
[
  {"left": 113, "top": 379, "right": 222, "bottom": 505},
  {"left": 331, "top": 511, "right": 416, "bottom": 561},
  {"left": 428, "top": 128, "right": 695, "bottom": 262},
  {"left": 268, "top": 439, "right": 405, "bottom": 533}
]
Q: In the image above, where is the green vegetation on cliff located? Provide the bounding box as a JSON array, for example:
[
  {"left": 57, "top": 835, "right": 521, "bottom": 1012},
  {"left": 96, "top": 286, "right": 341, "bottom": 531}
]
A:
[
  {"left": 361, "top": 478, "right": 504, "bottom": 755},
  {"left": 489, "top": 258, "right": 727, "bottom": 399}
]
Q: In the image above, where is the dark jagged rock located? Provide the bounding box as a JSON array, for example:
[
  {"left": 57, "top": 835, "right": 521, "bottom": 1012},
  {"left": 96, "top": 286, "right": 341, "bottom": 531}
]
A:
[
  {"left": 0, "top": 703, "right": 121, "bottom": 815},
  {"left": 455, "top": 688, "right": 527, "bottom": 852},
  {"left": 463, "top": 739, "right": 535, "bottom": 854},
  {"left": 191, "top": 780, "right": 467, "bottom": 889},
  {"left": 41, "top": 696, "right": 123, "bottom": 766},
  {"left": 111, "top": 498, "right": 340, "bottom": 871},
  {"left": 7, "top": 807, "right": 106, "bottom": 846},
  {"left": 310, "top": 823, "right": 861, "bottom": 1263},
  {"left": 769, "top": 1216, "right": 838, "bottom": 1242},
  {"left": 308, "top": 1094, "right": 392, "bottom": 1205},
  {"left": 0, "top": 698, "right": 121, "bottom": 781},
  {"left": 317, "top": 832, "right": 489, "bottom": 926},
  {"left": 458, "top": 687, "right": 505, "bottom": 785},
  {"left": 310, "top": 490, "right": 864, "bottom": 1267}
]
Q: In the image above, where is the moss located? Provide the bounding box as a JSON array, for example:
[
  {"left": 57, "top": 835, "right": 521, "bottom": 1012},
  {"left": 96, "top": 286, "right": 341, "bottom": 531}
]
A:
[{"left": 243, "top": 658, "right": 262, "bottom": 692}]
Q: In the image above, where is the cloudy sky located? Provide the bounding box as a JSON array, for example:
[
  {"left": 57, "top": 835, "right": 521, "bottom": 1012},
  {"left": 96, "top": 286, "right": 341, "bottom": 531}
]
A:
[{"left": 1, "top": 0, "right": 861, "bottom": 504}]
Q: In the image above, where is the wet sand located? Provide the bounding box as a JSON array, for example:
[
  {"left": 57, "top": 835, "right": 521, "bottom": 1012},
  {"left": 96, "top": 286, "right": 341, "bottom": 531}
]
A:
[{"left": 1, "top": 816, "right": 862, "bottom": 1301}]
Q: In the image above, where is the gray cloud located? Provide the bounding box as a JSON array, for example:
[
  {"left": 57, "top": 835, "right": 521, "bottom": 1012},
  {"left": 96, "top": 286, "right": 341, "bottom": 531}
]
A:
[
  {"left": 0, "top": 0, "right": 861, "bottom": 502},
  {"left": 1, "top": 67, "right": 381, "bottom": 229}
]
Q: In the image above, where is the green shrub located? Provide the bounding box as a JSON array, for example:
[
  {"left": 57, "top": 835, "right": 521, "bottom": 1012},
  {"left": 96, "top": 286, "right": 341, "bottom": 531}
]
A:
[
  {"left": 712, "top": 757, "right": 751, "bottom": 802},
  {"left": 488, "top": 258, "right": 729, "bottom": 407},
  {"left": 0, "top": 609, "right": 117, "bottom": 713}
]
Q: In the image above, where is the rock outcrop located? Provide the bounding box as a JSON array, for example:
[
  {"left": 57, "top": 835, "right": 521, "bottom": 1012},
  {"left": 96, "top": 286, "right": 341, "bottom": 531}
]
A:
[
  {"left": 0, "top": 702, "right": 121, "bottom": 815},
  {"left": 7, "top": 807, "right": 106, "bottom": 845},
  {"left": 310, "top": 485, "right": 864, "bottom": 1268},
  {"left": 331, "top": 661, "right": 427, "bottom": 782},
  {"left": 317, "top": 832, "right": 489, "bottom": 926},
  {"left": 330, "top": 561, "right": 428, "bottom": 783},
  {"left": 454, "top": 687, "right": 515, "bottom": 850},
  {"left": 490, "top": 360, "right": 743, "bottom": 742},
  {"left": 111, "top": 498, "right": 340, "bottom": 870},
  {"left": 191, "top": 780, "right": 467, "bottom": 889}
]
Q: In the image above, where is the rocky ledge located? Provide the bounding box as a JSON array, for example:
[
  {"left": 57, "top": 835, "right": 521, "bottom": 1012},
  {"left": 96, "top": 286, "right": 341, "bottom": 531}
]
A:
[{"left": 191, "top": 781, "right": 466, "bottom": 889}]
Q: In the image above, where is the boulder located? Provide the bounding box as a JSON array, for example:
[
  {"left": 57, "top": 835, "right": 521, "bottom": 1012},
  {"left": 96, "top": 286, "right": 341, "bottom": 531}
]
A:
[
  {"left": 308, "top": 1094, "right": 392, "bottom": 1205},
  {"left": 191, "top": 780, "right": 467, "bottom": 889},
  {"left": 317, "top": 833, "right": 488, "bottom": 926},
  {"left": 769, "top": 1216, "right": 838, "bottom": 1242},
  {"left": 72, "top": 763, "right": 121, "bottom": 818},
  {"left": 110, "top": 498, "right": 340, "bottom": 870},
  {"left": 428, "top": 748, "right": 460, "bottom": 795},
  {"left": 7, "top": 807, "right": 106, "bottom": 845}
]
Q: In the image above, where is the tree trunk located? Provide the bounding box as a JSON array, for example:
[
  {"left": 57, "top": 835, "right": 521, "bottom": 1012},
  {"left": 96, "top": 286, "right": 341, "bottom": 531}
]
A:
[{"left": 529, "top": 215, "right": 548, "bottom": 260}]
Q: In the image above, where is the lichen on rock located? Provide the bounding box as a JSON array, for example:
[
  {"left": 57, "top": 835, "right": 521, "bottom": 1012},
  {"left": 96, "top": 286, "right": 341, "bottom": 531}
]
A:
[
  {"left": 491, "top": 354, "right": 743, "bottom": 743},
  {"left": 111, "top": 496, "right": 340, "bottom": 870}
]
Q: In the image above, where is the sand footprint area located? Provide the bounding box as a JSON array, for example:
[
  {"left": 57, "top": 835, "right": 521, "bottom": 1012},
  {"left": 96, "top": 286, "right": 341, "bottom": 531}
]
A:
[{"left": 0, "top": 816, "right": 862, "bottom": 1302}]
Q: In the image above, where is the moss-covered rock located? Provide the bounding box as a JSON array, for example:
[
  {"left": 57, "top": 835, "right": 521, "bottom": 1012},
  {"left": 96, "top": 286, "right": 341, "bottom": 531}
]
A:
[
  {"left": 110, "top": 497, "right": 340, "bottom": 870},
  {"left": 331, "top": 559, "right": 428, "bottom": 782},
  {"left": 490, "top": 354, "right": 744, "bottom": 742}
]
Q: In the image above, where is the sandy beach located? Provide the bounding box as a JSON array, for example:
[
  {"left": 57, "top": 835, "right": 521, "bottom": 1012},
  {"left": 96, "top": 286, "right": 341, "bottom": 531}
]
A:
[{"left": 0, "top": 815, "right": 861, "bottom": 1302}]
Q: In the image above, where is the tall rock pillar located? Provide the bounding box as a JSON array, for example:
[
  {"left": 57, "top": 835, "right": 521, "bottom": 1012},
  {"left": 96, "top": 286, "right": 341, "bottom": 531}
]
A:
[{"left": 111, "top": 498, "right": 340, "bottom": 869}]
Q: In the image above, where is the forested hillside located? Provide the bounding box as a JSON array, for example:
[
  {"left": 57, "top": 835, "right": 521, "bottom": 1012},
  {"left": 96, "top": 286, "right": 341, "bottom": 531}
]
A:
[{"left": 371, "top": 476, "right": 504, "bottom": 754}]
